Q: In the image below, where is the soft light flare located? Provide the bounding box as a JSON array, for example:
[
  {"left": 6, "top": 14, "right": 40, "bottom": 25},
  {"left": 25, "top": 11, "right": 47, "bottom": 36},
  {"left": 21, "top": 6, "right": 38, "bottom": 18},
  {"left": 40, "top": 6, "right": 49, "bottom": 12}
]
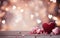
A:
[
  {"left": 48, "top": 14, "right": 53, "bottom": 19},
  {"left": 12, "top": 5, "right": 17, "bottom": 10}
]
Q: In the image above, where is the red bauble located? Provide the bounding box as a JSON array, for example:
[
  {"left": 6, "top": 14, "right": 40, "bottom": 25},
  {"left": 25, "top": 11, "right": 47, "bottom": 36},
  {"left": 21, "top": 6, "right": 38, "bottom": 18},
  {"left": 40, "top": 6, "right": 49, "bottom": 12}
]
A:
[
  {"left": 30, "top": 30, "right": 36, "bottom": 34},
  {"left": 42, "top": 22, "right": 55, "bottom": 34},
  {"left": 52, "top": 27, "right": 59, "bottom": 35},
  {"left": 30, "top": 27, "right": 39, "bottom": 34},
  {"left": 36, "top": 29, "right": 41, "bottom": 34},
  {"left": 52, "top": 27, "right": 60, "bottom": 35}
]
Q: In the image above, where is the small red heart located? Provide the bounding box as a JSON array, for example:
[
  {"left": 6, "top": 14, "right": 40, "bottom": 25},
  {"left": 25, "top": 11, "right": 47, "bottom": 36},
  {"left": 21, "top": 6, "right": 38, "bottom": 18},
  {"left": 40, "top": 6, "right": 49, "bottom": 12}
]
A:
[{"left": 43, "top": 22, "right": 55, "bottom": 34}]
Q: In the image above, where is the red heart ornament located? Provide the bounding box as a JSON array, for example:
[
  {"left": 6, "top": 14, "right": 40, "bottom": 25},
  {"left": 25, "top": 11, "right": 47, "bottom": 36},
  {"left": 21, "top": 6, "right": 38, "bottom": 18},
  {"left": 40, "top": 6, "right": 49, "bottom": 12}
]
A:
[{"left": 43, "top": 22, "right": 55, "bottom": 34}]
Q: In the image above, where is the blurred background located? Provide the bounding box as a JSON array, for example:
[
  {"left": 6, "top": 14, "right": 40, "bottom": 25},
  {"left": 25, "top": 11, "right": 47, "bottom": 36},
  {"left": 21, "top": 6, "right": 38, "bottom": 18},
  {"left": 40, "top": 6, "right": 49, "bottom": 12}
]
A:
[{"left": 0, "top": 0, "right": 60, "bottom": 31}]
